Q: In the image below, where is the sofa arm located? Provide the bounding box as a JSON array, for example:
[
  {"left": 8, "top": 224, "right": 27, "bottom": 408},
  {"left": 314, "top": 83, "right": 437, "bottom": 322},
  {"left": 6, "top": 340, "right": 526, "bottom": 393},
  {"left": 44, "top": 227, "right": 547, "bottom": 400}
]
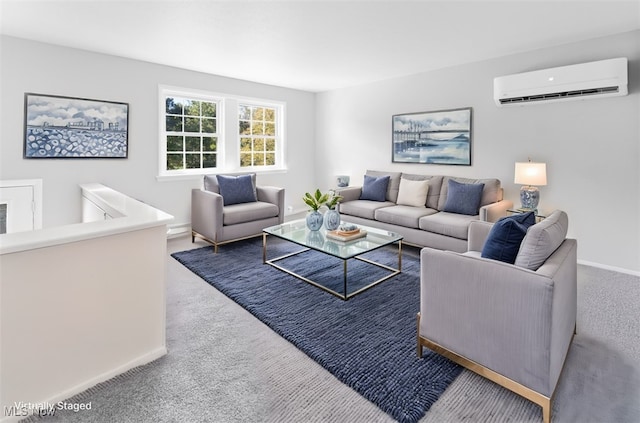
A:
[
  {"left": 479, "top": 199, "right": 513, "bottom": 222},
  {"left": 420, "top": 247, "right": 555, "bottom": 396},
  {"left": 467, "top": 220, "right": 493, "bottom": 252},
  {"left": 257, "top": 186, "right": 285, "bottom": 223},
  {"left": 191, "top": 189, "right": 224, "bottom": 241},
  {"left": 335, "top": 186, "right": 362, "bottom": 203}
]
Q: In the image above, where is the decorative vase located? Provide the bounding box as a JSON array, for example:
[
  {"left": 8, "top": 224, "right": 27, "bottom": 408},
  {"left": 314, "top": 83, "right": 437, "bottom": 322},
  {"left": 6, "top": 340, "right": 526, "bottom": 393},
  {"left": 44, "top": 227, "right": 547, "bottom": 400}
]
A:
[
  {"left": 324, "top": 209, "right": 341, "bottom": 231},
  {"left": 306, "top": 210, "right": 323, "bottom": 231}
]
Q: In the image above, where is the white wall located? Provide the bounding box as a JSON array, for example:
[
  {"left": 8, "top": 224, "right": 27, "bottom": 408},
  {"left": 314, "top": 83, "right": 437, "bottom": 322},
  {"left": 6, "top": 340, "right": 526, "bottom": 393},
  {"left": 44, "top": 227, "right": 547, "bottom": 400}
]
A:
[
  {"left": 2, "top": 32, "right": 638, "bottom": 272},
  {"left": 316, "top": 31, "right": 640, "bottom": 273},
  {"left": 1, "top": 225, "right": 168, "bottom": 422},
  {"left": 0, "top": 36, "right": 316, "bottom": 228}
]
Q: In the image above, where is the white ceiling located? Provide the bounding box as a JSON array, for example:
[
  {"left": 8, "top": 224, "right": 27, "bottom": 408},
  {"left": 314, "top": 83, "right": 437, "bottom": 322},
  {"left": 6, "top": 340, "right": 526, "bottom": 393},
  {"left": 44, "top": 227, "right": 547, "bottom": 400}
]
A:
[{"left": 1, "top": 1, "right": 639, "bottom": 92}]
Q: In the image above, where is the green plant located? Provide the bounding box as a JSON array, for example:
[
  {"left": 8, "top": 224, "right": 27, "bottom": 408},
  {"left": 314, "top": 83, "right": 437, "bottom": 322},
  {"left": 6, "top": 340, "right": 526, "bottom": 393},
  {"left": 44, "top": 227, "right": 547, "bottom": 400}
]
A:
[
  {"left": 325, "top": 190, "right": 343, "bottom": 210},
  {"left": 302, "top": 189, "right": 330, "bottom": 211}
]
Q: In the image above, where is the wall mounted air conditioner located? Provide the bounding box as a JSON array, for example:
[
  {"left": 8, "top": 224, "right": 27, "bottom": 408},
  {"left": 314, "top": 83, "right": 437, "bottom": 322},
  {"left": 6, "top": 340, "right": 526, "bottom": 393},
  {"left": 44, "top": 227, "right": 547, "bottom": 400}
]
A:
[{"left": 494, "top": 57, "right": 628, "bottom": 106}]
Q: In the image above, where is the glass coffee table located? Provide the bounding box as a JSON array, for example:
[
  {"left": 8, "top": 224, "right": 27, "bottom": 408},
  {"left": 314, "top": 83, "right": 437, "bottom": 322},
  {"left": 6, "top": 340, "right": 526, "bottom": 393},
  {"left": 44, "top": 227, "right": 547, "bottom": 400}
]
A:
[{"left": 263, "top": 219, "right": 403, "bottom": 300}]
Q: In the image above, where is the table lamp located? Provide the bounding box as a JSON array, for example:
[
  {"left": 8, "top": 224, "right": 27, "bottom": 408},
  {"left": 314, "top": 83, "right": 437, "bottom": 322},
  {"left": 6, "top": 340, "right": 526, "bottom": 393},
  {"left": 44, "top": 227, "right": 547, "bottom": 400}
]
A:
[{"left": 514, "top": 161, "right": 547, "bottom": 212}]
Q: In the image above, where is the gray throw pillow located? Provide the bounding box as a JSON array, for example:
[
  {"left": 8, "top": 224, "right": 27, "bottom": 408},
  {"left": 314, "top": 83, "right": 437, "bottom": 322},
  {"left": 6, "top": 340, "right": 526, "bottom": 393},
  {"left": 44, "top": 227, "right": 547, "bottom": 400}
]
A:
[{"left": 515, "top": 210, "right": 568, "bottom": 270}]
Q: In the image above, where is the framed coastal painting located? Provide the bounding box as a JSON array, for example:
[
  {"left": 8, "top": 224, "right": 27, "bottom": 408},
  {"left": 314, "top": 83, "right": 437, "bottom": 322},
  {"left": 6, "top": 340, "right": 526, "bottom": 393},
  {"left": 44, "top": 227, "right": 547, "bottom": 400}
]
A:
[
  {"left": 24, "top": 93, "right": 129, "bottom": 158},
  {"left": 392, "top": 107, "right": 472, "bottom": 165}
]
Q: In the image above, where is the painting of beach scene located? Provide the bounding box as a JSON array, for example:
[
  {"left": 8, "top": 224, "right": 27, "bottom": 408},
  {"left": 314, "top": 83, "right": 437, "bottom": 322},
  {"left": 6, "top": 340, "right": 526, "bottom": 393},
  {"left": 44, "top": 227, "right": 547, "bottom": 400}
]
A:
[
  {"left": 392, "top": 107, "right": 471, "bottom": 165},
  {"left": 24, "top": 93, "right": 129, "bottom": 158}
]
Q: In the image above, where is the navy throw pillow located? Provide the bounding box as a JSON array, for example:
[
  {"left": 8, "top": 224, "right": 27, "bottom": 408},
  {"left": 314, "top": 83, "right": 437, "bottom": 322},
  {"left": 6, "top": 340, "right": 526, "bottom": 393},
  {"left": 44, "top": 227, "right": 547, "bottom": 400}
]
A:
[
  {"left": 360, "top": 175, "right": 390, "bottom": 202},
  {"left": 481, "top": 212, "right": 536, "bottom": 264},
  {"left": 443, "top": 179, "right": 485, "bottom": 215},
  {"left": 216, "top": 174, "right": 257, "bottom": 206}
]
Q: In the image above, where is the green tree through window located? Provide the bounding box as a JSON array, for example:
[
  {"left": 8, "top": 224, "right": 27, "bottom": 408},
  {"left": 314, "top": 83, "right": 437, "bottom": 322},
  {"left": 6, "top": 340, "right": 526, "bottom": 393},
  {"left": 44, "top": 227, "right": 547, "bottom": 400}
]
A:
[
  {"left": 239, "top": 104, "right": 277, "bottom": 167},
  {"left": 164, "top": 96, "right": 218, "bottom": 171}
]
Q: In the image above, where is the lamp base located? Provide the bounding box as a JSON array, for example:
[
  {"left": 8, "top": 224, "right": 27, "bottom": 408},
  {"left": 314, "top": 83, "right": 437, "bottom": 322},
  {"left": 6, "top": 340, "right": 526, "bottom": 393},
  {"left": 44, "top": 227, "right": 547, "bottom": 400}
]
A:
[{"left": 520, "top": 186, "right": 540, "bottom": 212}]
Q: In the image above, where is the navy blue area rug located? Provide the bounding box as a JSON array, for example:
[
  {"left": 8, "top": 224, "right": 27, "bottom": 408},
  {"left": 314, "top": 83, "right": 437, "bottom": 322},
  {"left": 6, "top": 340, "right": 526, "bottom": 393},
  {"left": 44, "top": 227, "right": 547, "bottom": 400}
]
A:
[{"left": 172, "top": 238, "right": 462, "bottom": 423}]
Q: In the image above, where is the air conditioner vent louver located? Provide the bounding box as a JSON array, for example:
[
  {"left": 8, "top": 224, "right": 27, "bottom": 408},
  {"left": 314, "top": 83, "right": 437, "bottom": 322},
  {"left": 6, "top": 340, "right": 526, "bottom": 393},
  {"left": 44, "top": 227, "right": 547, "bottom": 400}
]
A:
[
  {"left": 494, "top": 58, "right": 627, "bottom": 107},
  {"left": 499, "top": 86, "right": 620, "bottom": 105}
]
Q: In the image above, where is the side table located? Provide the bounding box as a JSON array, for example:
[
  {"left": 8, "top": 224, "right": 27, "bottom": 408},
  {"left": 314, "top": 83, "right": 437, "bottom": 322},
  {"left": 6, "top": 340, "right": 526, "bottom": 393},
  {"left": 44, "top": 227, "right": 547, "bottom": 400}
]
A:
[{"left": 507, "top": 208, "right": 546, "bottom": 223}]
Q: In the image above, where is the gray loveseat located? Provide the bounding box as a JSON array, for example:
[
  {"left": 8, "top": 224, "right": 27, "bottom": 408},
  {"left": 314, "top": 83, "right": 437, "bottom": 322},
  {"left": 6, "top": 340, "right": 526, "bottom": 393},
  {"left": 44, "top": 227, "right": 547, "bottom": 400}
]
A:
[{"left": 336, "top": 170, "right": 513, "bottom": 251}]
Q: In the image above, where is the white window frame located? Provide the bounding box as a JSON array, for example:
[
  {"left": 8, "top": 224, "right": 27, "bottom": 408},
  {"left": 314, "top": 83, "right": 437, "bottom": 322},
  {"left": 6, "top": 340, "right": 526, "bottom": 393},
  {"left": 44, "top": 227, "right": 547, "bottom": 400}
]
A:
[
  {"left": 158, "top": 85, "right": 224, "bottom": 178},
  {"left": 157, "top": 85, "right": 286, "bottom": 180},
  {"left": 236, "top": 97, "right": 286, "bottom": 172}
]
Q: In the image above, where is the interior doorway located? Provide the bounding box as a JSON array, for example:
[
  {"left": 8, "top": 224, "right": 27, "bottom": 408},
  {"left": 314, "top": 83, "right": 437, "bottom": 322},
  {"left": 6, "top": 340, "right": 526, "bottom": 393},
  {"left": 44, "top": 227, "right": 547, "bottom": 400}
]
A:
[{"left": 0, "top": 179, "right": 43, "bottom": 233}]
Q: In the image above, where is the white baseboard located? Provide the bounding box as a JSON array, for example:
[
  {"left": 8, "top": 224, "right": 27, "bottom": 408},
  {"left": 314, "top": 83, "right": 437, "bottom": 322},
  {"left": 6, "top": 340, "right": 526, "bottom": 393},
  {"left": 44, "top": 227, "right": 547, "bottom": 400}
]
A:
[
  {"left": 0, "top": 347, "right": 167, "bottom": 423},
  {"left": 166, "top": 223, "right": 191, "bottom": 239},
  {"left": 578, "top": 259, "right": 640, "bottom": 277},
  {"left": 169, "top": 210, "right": 307, "bottom": 240}
]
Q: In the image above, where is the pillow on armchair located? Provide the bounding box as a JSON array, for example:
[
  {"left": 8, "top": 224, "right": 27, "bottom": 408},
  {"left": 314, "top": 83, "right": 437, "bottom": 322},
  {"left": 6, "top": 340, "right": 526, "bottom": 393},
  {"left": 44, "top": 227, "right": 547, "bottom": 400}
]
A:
[
  {"left": 481, "top": 211, "right": 536, "bottom": 264},
  {"left": 216, "top": 174, "right": 257, "bottom": 206},
  {"left": 515, "top": 210, "right": 569, "bottom": 270}
]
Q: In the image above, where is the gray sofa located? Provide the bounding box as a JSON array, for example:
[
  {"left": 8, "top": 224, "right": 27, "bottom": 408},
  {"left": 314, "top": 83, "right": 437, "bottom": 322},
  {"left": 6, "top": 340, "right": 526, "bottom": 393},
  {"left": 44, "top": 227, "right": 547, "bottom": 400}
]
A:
[
  {"left": 417, "top": 210, "right": 577, "bottom": 423},
  {"left": 336, "top": 170, "right": 513, "bottom": 251}
]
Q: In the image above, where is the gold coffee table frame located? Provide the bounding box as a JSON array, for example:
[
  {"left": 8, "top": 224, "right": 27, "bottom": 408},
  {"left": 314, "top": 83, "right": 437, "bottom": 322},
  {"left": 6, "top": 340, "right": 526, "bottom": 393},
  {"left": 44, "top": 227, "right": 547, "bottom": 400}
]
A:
[{"left": 262, "top": 220, "right": 402, "bottom": 300}]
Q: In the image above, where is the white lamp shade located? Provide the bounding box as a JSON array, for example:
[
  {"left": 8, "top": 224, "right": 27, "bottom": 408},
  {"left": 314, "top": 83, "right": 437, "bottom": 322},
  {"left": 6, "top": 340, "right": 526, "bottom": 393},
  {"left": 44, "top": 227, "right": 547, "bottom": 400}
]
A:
[{"left": 514, "top": 162, "right": 547, "bottom": 186}]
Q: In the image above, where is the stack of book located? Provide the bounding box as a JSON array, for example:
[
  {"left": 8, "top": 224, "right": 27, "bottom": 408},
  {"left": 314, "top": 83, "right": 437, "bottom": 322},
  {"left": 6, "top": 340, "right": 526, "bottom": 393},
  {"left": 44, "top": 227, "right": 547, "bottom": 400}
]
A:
[{"left": 326, "top": 225, "right": 367, "bottom": 241}]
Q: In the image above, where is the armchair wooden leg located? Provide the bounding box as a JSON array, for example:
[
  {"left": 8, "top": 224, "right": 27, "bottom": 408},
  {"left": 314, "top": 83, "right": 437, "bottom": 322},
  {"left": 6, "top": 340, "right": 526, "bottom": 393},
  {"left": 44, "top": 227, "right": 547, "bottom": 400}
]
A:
[
  {"left": 416, "top": 313, "right": 423, "bottom": 358},
  {"left": 542, "top": 398, "right": 551, "bottom": 423}
]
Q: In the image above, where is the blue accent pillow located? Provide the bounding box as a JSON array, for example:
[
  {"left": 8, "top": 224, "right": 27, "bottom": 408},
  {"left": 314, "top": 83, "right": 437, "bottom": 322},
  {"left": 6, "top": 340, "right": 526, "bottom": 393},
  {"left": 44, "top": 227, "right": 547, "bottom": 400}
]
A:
[
  {"left": 216, "top": 174, "right": 257, "bottom": 206},
  {"left": 360, "top": 175, "right": 390, "bottom": 202},
  {"left": 443, "top": 179, "right": 485, "bottom": 215},
  {"left": 481, "top": 212, "right": 536, "bottom": 264}
]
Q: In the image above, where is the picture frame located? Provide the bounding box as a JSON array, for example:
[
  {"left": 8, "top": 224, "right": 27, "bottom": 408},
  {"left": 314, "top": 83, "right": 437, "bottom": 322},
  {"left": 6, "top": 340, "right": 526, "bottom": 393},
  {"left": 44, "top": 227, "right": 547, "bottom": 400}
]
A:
[
  {"left": 24, "top": 93, "right": 129, "bottom": 159},
  {"left": 392, "top": 107, "right": 472, "bottom": 165}
]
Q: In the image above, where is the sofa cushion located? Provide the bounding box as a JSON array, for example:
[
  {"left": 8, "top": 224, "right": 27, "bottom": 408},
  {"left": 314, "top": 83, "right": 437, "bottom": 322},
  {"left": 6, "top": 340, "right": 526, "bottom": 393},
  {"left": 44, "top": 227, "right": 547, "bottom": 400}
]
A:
[
  {"left": 339, "top": 199, "right": 395, "bottom": 220},
  {"left": 515, "top": 210, "right": 568, "bottom": 270},
  {"left": 419, "top": 212, "right": 479, "bottom": 240},
  {"left": 481, "top": 211, "right": 536, "bottom": 264},
  {"left": 360, "top": 174, "right": 390, "bottom": 202},
  {"left": 375, "top": 205, "right": 438, "bottom": 229},
  {"left": 442, "top": 179, "right": 485, "bottom": 216},
  {"left": 223, "top": 201, "right": 279, "bottom": 225},
  {"left": 366, "top": 170, "right": 402, "bottom": 202},
  {"left": 396, "top": 177, "right": 429, "bottom": 207},
  {"left": 216, "top": 174, "right": 257, "bottom": 206},
  {"left": 400, "top": 174, "right": 443, "bottom": 209},
  {"left": 437, "top": 176, "right": 501, "bottom": 210}
]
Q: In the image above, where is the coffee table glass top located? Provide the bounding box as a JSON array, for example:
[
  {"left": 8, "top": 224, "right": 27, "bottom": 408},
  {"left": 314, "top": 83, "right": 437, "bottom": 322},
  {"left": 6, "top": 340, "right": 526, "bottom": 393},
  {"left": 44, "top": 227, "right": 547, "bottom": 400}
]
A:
[{"left": 263, "top": 219, "right": 402, "bottom": 260}]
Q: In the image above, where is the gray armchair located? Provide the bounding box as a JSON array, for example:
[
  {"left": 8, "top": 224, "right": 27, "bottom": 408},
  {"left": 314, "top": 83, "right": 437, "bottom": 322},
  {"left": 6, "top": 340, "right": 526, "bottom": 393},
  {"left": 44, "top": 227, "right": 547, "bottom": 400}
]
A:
[
  {"left": 417, "top": 210, "right": 577, "bottom": 423},
  {"left": 191, "top": 175, "right": 285, "bottom": 253}
]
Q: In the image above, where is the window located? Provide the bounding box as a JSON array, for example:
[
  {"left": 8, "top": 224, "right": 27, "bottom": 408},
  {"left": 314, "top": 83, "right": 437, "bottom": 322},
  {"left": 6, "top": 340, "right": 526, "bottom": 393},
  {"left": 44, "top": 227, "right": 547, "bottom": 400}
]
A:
[
  {"left": 163, "top": 93, "right": 220, "bottom": 173},
  {"left": 239, "top": 104, "right": 277, "bottom": 167},
  {"left": 159, "top": 86, "right": 285, "bottom": 178}
]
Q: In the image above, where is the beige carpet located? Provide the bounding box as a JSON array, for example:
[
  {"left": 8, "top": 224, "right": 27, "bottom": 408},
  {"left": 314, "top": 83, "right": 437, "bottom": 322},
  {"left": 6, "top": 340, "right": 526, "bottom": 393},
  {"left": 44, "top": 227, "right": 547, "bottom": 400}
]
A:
[{"left": 24, "top": 236, "right": 640, "bottom": 422}]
